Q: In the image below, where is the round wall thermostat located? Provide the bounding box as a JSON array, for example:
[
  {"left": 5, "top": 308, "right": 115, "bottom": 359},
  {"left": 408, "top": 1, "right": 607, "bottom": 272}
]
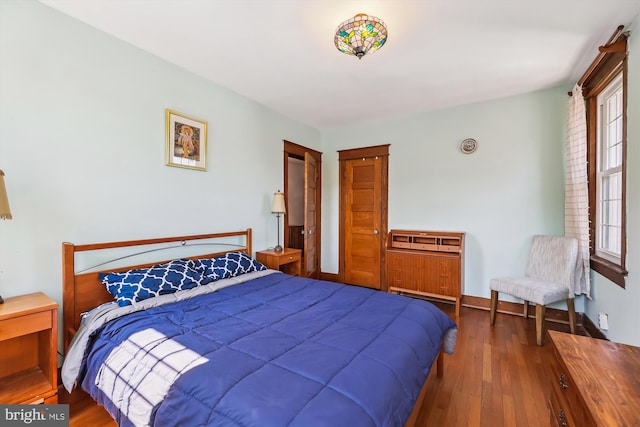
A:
[{"left": 460, "top": 138, "right": 477, "bottom": 154}]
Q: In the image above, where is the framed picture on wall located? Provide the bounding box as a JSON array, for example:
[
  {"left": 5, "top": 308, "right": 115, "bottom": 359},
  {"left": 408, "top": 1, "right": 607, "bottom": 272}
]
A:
[{"left": 165, "top": 109, "right": 208, "bottom": 171}]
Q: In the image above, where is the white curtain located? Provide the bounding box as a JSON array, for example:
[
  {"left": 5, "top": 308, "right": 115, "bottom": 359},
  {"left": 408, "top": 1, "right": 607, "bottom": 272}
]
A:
[{"left": 565, "top": 84, "right": 590, "bottom": 297}]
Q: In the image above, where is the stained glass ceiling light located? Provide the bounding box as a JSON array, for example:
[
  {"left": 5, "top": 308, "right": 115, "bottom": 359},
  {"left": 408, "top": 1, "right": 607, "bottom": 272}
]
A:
[{"left": 335, "top": 13, "right": 388, "bottom": 60}]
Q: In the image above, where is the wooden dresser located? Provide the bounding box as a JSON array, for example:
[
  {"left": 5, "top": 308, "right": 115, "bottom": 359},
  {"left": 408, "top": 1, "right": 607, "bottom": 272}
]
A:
[
  {"left": 385, "top": 230, "right": 464, "bottom": 316},
  {"left": 548, "top": 330, "right": 640, "bottom": 426}
]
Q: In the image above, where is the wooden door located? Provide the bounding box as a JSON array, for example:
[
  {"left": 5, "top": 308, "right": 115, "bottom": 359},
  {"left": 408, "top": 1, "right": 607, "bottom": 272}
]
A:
[
  {"left": 283, "top": 140, "right": 322, "bottom": 279},
  {"left": 304, "top": 153, "right": 318, "bottom": 278},
  {"left": 339, "top": 145, "right": 389, "bottom": 290}
]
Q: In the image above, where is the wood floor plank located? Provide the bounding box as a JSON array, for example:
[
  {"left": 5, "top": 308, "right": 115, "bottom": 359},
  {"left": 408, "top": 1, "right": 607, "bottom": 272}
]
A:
[
  {"left": 468, "top": 394, "right": 482, "bottom": 426},
  {"left": 503, "top": 394, "right": 517, "bottom": 427},
  {"left": 62, "top": 303, "right": 579, "bottom": 426},
  {"left": 482, "top": 342, "right": 492, "bottom": 383}
]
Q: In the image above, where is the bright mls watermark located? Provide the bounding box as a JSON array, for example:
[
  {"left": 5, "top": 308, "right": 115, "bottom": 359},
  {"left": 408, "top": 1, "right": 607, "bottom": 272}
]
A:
[{"left": 0, "top": 405, "right": 68, "bottom": 426}]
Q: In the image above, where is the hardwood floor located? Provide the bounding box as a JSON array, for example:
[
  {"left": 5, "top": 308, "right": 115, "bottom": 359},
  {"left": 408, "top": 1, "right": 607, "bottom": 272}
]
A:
[
  {"left": 417, "top": 303, "right": 576, "bottom": 426},
  {"left": 61, "top": 304, "right": 578, "bottom": 426}
]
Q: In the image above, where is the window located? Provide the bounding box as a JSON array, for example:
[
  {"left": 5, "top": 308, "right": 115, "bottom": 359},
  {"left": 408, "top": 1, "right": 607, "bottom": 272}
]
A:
[
  {"left": 595, "top": 74, "right": 623, "bottom": 264},
  {"left": 583, "top": 30, "right": 628, "bottom": 287}
]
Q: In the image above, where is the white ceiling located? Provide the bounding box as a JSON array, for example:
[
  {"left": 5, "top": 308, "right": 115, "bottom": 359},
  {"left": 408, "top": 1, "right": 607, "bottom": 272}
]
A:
[{"left": 39, "top": 0, "right": 640, "bottom": 129}]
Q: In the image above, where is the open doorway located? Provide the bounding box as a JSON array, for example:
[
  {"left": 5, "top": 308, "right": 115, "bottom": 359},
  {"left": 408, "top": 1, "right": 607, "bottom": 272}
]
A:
[
  {"left": 283, "top": 140, "right": 322, "bottom": 279},
  {"left": 287, "top": 157, "right": 305, "bottom": 251}
]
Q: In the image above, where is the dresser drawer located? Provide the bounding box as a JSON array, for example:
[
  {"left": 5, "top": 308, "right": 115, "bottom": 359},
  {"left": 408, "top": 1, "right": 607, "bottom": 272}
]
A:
[
  {"left": 0, "top": 311, "right": 51, "bottom": 341},
  {"left": 549, "top": 343, "right": 595, "bottom": 426},
  {"left": 549, "top": 383, "right": 575, "bottom": 427}
]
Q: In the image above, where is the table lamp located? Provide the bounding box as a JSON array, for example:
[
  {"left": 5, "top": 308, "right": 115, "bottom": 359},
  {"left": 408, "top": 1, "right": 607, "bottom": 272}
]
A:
[{"left": 271, "top": 191, "right": 286, "bottom": 253}]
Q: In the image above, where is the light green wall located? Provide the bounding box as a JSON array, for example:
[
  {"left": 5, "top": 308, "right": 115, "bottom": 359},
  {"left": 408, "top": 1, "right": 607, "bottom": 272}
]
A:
[
  {"left": 1, "top": 1, "right": 638, "bottom": 347},
  {"left": 320, "top": 16, "right": 640, "bottom": 345},
  {"left": 321, "top": 87, "right": 578, "bottom": 309},
  {"left": 585, "top": 17, "right": 640, "bottom": 346},
  {"left": 0, "top": 0, "right": 320, "bottom": 322}
]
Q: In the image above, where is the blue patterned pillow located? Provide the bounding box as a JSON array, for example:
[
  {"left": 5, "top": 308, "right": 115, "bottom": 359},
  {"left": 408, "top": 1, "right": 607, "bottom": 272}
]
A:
[
  {"left": 198, "top": 252, "right": 266, "bottom": 283},
  {"left": 100, "top": 259, "right": 203, "bottom": 307}
]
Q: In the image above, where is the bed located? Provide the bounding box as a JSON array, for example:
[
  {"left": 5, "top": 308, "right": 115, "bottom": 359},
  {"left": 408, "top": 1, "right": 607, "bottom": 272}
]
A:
[{"left": 61, "top": 229, "right": 457, "bottom": 427}]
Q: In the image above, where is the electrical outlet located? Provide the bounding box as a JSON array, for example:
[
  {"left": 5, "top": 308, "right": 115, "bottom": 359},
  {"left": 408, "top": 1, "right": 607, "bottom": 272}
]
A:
[{"left": 598, "top": 312, "right": 609, "bottom": 330}]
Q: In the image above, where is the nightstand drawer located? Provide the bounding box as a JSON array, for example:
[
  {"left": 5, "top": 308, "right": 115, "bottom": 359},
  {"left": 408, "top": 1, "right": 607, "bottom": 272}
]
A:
[
  {"left": 0, "top": 311, "right": 51, "bottom": 341},
  {"left": 283, "top": 251, "right": 301, "bottom": 263}
]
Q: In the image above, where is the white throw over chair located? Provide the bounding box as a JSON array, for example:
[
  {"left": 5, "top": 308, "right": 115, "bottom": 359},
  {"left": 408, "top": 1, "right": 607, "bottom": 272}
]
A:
[{"left": 490, "top": 235, "right": 578, "bottom": 345}]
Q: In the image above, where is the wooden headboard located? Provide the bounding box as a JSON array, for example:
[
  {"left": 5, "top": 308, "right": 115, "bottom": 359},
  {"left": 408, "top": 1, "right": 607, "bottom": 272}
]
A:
[{"left": 62, "top": 228, "right": 252, "bottom": 352}]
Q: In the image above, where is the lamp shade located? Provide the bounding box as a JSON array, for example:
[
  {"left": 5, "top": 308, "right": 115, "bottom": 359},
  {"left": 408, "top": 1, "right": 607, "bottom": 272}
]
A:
[
  {"left": 335, "top": 13, "right": 388, "bottom": 59},
  {"left": 272, "top": 191, "right": 286, "bottom": 214},
  {"left": 0, "top": 170, "right": 11, "bottom": 220}
]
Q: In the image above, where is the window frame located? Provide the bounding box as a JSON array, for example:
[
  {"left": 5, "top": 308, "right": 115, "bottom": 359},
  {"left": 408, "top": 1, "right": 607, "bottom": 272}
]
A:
[
  {"left": 583, "top": 33, "right": 628, "bottom": 288},
  {"left": 595, "top": 73, "right": 623, "bottom": 264}
]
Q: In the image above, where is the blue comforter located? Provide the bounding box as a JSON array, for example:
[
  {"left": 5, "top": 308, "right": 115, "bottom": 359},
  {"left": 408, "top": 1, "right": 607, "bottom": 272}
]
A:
[{"left": 72, "top": 272, "right": 457, "bottom": 427}]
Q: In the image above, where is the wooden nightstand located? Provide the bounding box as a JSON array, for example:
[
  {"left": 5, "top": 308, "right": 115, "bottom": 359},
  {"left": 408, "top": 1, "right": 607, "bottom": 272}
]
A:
[
  {"left": 0, "top": 292, "right": 58, "bottom": 404},
  {"left": 256, "top": 248, "right": 302, "bottom": 277}
]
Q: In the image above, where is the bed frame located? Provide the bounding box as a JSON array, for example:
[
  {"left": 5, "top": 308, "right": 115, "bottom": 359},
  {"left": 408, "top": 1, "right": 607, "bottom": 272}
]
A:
[
  {"left": 62, "top": 229, "right": 252, "bottom": 352},
  {"left": 61, "top": 227, "right": 443, "bottom": 426}
]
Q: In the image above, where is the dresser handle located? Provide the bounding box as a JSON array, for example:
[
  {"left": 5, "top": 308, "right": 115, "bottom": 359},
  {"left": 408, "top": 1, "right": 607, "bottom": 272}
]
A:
[
  {"left": 559, "top": 373, "right": 568, "bottom": 389},
  {"left": 558, "top": 409, "right": 567, "bottom": 426},
  {"left": 289, "top": 256, "right": 293, "bottom": 260}
]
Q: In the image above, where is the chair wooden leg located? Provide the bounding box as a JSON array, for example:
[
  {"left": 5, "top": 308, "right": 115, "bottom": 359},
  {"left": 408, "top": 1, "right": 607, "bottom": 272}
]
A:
[
  {"left": 567, "top": 298, "right": 576, "bottom": 335},
  {"left": 523, "top": 300, "right": 529, "bottom": 319},
  {"left": 490, "top": 290, "right": 498, "bottom": 325},
  {"left": 535, "top": 304, "right": 546, "bottom": 346}
]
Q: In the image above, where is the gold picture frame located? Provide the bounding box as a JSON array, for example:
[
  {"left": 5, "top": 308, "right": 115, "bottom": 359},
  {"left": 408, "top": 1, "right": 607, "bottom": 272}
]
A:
[{"left": 165, "top": 109, "right": 207, "bottom": 171}]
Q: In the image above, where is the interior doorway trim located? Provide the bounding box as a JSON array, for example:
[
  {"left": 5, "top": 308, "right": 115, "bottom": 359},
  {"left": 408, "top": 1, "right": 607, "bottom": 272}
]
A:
[{"left": 283, "top": 140, "right": 322, "bottom": 278}]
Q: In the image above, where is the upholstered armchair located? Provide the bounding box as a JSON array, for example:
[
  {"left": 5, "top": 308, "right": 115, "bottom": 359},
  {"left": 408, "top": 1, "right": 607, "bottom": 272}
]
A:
[{"left": 490, "top": 235, "right": 578, "bottom": 345}]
